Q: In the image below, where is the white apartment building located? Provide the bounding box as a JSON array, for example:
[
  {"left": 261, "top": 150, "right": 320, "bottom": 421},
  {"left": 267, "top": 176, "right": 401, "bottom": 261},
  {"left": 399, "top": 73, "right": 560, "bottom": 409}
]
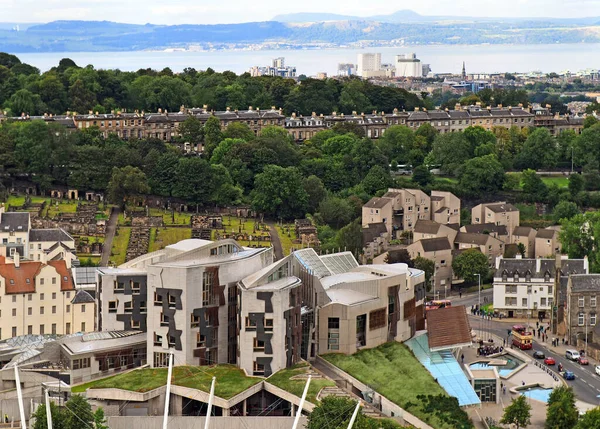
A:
[
  {"left": 395, "top": 53, "right": 423, "bottom": 78},
  {"left": 357, "top": 53, "right": 382, "bottom": 77},
  {"left": 0, "top": 253, "right": 94, "bottom": 339},
  {"left": 492, "top": 256, "right": 588, "bottom": 319}
]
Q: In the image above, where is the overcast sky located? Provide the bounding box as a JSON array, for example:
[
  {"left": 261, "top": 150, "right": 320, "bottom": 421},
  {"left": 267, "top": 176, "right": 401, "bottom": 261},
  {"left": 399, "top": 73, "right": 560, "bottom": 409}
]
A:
[{"left": 1, "top": 0, "right": 599, "bottom": 24}]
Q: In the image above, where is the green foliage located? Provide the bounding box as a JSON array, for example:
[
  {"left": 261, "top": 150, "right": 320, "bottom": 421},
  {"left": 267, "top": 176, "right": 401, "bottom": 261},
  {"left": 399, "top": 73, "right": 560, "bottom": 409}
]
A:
[
  {"left": 516, "top": 128, "right": 558, "bottom": 170},
  {"left": 361, "top": 165, "right": 393, "bottom": 195},
  {"left": 178, "top": 116, "right": 204, "bottom": 144},
  {"left": 413, "top": 257, "right": 435, "bottom": 290},
  {"left": 501, "top": 395, "right": 531, "bottom": 429},
  {"left": 107, "top": 166, "right": 150, "bottom": 206},
  {"left": 459, "top": 154, "right": 505, "bottom": 197},
  {"left": 251, "top": 165, "right": 308, "bottom": 219},
  {"left": 560, "top": 212, "right": 600, "bottom": 272},
  {"left": 308, "top": 396, "right": 403, "bottom": 429},
  {"left": 569, "top": 173, "right": 585, "bottom": 196},
  {"left": 303, "top": 175, "right": 327, "bottom": 213},
  {"left": 552, "top": 200, "right": 579, "bottom": 223},
  {"left": 412, "top": 165, "right": 433, "bottom": 187},
  {"left": 521, "top": 169, "right": 548, "bottom": 202},
  {"left": 452, "top": 249, "right": 489, "bottom": 283},
  {"left": 317, "top": 196, "right": 353, "bottom": 229},
  {"left": 576, "top": 406, "right": 600, "bottom": 429},
  {"left": 545, "top": 386, "right": 578, "bottom": 429}
]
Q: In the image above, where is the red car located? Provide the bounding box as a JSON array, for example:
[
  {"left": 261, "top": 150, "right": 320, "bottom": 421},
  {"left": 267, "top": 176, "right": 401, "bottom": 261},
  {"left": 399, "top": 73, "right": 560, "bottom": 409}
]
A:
[
  {"left": 544, "top": 357, "right": 556, "bottom": 365},
  {"left": 578, "top": 357, "right": 589, "bottom": 365}
]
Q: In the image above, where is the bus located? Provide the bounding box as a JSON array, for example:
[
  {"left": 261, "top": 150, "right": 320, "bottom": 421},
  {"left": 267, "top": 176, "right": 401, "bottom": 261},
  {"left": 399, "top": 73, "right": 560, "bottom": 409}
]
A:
[
  {"left": 511, "top": 325, "right": 533, "bottom": 350},
  {"left": 426, "top": 300, "right": 452, "bottom": 311}
]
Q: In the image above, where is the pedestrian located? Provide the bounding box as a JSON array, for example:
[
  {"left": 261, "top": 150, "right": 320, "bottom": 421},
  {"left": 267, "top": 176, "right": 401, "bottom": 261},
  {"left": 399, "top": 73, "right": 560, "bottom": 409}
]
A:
[
  {"left": 459, "top": 291, "right": 462, "bottom": 298},
  {"left": 461, "top": 354, "right": 464, "bottom": 364},
  {"left": 503, "top": 386, "right": 506, "bottom": 395},
  {"left": 4, "top": 414, "right": 7, "bottom": 424},
  {"left": 522, "top": 381, "right": 525, "bottom": 386},
  {"left": 536, "top": 321, "right": 539, "bottom": 329}
]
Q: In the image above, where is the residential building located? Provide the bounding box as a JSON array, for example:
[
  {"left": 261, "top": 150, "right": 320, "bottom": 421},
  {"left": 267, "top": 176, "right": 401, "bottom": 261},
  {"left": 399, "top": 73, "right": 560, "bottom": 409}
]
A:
[
  {"left": 535, "top": 228, "right": 560, "bottom": 258},
  {"left": 455, "top": 232, "right": 504, "bottom": 266},
  {"left": 0, "top": 208, "right": 75, "bottom": 261},
  {"left": 493, "top": 256, "right": 588, "bottom": 319},
  {"left": 565, "top": 274, "right": 600, "bottom": 346},
  {"left": 0, "top": 254, "right": 94, "bottom": 339},
  {"left": 357, "top": 53, "right": 382, "bottom": 77},
  {"left": 471, "top": 202, "right": 520, "bottom": 240},
  {"left": 430, "top": 191, "right": 461, "bottom": 225},
  {"left": 407, "top": 237, "right": 453, "bottom": 293},
  {"left": 460, "top": 224, "right": 508, "bottom": 243},
  {"left": 413, "top": 220, "right": 458, "bottom": 243},
  {"left": 512, "top": 226, "right": 537, "bottom": 258}
]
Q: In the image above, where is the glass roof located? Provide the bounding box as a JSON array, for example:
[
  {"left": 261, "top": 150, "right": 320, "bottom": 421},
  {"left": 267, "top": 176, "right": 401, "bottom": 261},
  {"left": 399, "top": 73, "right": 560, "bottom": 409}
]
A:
[
  {"left": 320, "top": 252, "right": 359, "bottom": 275},
  {"left": 293, "top": 248, "right": 332, "bottom": 278},
  {"left": 406, "top": 334, "right": 481, "bottom": 407}
]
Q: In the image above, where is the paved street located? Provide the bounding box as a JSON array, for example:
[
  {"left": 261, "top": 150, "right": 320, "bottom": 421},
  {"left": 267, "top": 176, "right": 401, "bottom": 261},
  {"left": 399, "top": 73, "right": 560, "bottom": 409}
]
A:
[{"left": 452, "top": 289, "right": 600, "bottom": 405}]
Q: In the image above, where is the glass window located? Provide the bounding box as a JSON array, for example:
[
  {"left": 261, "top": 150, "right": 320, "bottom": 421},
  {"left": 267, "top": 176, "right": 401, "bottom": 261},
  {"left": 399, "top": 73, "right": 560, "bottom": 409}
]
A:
[
  {"left": 579, "top": 297, "right": 585, "bottom": 307},
  {"left": 579, "top": 313, "right": 585, "bottom": 326},
  {"left": 328, "top": 317, "right": 340, "bottom": 329}
]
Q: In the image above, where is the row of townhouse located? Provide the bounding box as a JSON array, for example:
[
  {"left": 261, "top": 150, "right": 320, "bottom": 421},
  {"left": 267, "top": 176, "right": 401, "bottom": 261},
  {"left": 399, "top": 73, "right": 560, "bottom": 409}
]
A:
[
  {"left": 95, "top": 238, "right": 426, "bottom": 378},
  {"left": 1, "top": 105, "right": 587, "bottom": 145}
]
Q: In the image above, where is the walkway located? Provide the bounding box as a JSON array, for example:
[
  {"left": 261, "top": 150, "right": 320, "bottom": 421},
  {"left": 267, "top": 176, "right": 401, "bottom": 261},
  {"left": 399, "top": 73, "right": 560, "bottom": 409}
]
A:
[
  {"left": 100, "top": 206, "right": 120, "bottom": 266},
  {"left": 266, "top": 221, "right": 284, "bottom": 261}
]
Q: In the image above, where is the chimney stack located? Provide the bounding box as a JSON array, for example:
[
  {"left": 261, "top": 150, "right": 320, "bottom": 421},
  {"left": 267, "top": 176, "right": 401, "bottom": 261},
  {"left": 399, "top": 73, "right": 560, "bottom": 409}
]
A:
[{"left": 14, "top": 251, "right": 20, "bottom": 268}]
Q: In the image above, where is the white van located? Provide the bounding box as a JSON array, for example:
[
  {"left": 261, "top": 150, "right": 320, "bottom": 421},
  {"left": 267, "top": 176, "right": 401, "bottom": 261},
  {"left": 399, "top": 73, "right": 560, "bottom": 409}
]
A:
[{"left": 566, "top": 349, "right": 580, "bottom": 361}]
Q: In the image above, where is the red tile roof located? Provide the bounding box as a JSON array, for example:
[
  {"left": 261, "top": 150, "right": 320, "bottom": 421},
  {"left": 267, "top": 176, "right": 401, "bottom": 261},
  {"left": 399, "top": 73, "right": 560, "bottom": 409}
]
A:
[
  {"left": 0, "top": 260, "right": 42, "bottom": 294},
  {"left": 427, "top": 305, "right": 472, "bottom": 351},
  {"left": 47, "top": 260, "right": 75, "bottom": 291}
]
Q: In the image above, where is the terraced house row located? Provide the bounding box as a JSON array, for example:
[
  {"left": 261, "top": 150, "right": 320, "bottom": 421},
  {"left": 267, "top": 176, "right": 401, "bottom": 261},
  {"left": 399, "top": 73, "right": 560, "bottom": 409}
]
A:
[{"left": 0, "top": 104, "right": 587, "bottom": 144}]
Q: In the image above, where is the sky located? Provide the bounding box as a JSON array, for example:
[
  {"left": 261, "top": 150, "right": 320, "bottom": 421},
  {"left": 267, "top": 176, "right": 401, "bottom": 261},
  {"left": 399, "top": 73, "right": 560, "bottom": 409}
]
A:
[{"left": 0, "top": 0, "right": 599, "bottom": 24}]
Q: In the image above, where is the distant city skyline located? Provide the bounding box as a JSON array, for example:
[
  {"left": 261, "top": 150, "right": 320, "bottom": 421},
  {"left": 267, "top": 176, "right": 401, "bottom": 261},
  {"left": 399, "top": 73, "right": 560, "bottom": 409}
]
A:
[{"left": 0, "top": 0, "right": 599, "bottom": 25}]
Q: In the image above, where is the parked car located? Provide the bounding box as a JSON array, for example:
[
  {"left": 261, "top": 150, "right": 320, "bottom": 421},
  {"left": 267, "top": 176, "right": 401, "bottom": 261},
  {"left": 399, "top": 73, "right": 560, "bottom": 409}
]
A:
[
  {"left": 595, "top": 365, "right": 600, "bottom": 376},
  {"left": 566, "top": 349, "right": 581, "bottom": 361},
  {"left": 578, "top": 356, "right": 589, "bottom": 365},
  {"left": 533, "top": 351, "right": 545, "bottom": 359},
  {"left": 544, "top": 357, "right": 556, "bottom": 365},
  {"left": 563, "top": 370, "right": 576, "bottom": 380}
]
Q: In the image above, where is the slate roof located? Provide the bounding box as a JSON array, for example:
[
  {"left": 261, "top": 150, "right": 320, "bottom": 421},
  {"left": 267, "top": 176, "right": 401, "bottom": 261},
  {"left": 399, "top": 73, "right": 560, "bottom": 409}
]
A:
[
  {"left": 569, "top": 274, "right": 600, "bottom": 292},
  {"left": 362, "top": 222, "right": 388, "bottom": 244},
  {"left": 536, "top": 229, "right": 557, "bottom": 239},
  {"left": 364, "top": 197, "right": 391, "bottom": 209},
  {"left": 486, "top": 203, "right": 518, "bottom": 213},
  {"left": 496, "top": 258, "right": 586, "bottom": 277},
  {"left": 427, "top": 305, "right": 472, "bottom": 350},
  {"left": 455, "top": 232, "right": 492, "bottom": 246},
  {"left": 463, "top": 224, "right": 508, "bottom": 236},
  {"left": 0, "top": 212, "right": 29, "bottom": 233},
  {"left": 513, "top": 226, "right": 535, "bottom": 236},
  {"left": 29, "top": 228, "right": 74, "bottom": 242},
  {"left": 71, "top": 289, "right": 95, "bottom": 304},
  {"left": 414, "top": 220, "right": 442, "bottom": 234},
  {"left": 419, "top": 237, "right": 452, "bottom": 253}
]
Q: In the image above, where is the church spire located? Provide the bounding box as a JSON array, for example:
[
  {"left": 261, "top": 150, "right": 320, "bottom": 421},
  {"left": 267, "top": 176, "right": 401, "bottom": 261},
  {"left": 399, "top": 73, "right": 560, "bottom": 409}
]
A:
[{"left": 462, "top": 61, "right": 466, "bottom": 80}]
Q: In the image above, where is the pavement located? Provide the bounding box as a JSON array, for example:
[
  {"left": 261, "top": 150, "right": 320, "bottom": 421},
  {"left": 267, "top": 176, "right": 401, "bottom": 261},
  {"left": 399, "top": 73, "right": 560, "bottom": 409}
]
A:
[
  {"left": 100, "top": 206, "right": 120, "bottom": 266},
  {"left": 265, "top": 221, "right": 284, "bottom": 260}
]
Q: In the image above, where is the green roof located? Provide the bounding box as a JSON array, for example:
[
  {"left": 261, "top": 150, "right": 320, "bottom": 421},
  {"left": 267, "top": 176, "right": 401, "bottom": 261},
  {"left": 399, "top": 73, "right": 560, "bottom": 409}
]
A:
[{"left": 267, "top": 362, "right": 335, "bottom": 404}]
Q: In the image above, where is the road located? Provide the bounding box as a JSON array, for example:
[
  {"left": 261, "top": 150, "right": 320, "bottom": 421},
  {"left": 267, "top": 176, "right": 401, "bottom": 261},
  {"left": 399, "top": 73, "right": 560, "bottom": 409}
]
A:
[
  {"left": 100, "top": 206, "right": 120, "bottom": 267},
  {"left": 452, "top": 290, "right": 600, "bottom": 405}
]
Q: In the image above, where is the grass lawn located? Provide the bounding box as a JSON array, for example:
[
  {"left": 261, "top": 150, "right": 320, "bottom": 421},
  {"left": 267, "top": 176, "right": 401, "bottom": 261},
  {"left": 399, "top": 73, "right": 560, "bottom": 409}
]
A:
[
  {"left": 72, "top": 365, "right": 261, "bottom": 399},
  {"left": 109, "top": 227, "right": 131, "bottom": 266},
  {"left": 267, "top": 362, "right": 335, "bottom": 404},
  {"left": 45, "top": 201, "right": 80, "bottom": 218},
  {"left": 149, "top": 227, "right": 192, "bottom": 252},
  {"left": 434, "top": 176, "right": 458, "bottom": 185},
  {"left": 277, "top": 224, "right": 297, "bottom": 256},
  {"left": 148, "top": 208, "right": 193, "bottom": 226},
  {"left": 5, "top": 195, "right": 48, "bottom": 207},
  {"left": 322, "top": 342, "right": 453, "bottom": 429},
  {"left": 541, "top": 176, "right": 569, "bottom": 188}
]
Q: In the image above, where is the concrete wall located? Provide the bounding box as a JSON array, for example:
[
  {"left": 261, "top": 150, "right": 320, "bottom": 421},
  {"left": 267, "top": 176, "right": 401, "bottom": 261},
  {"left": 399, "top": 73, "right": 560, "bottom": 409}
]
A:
[{"left": 107, "top": 416, "right": 307, "bottom": 429}]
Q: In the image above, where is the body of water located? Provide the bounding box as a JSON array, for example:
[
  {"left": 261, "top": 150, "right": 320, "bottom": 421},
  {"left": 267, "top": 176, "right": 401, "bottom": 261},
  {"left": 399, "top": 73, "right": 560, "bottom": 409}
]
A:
[{"left": 14, "top": 43, "right": 600, "bottom": 76}]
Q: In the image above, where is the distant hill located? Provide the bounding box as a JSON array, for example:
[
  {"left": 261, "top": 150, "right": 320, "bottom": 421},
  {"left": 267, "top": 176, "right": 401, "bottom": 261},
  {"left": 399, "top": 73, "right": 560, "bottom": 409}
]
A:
[{"left": 0, "top": 17, "right": 600, "bottom": 53}]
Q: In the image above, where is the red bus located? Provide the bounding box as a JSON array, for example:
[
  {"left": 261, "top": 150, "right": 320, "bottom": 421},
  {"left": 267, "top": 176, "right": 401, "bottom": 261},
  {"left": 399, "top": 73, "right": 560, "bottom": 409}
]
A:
[
  {"left": 512, "top": 325, "right": 533, "bottom": 350},
  {"left": 426, "top": 300, "right": 452, "bottom": 311}
]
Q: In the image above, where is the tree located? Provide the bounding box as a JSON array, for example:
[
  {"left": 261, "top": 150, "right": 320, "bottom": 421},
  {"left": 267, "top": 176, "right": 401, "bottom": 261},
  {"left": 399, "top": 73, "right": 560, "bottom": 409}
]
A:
[
  {"left": 178, "top": 116, "right": 203, "bottom": 145},
  {"left": 64, "top": 394, "right": 95, "bottom": 429},
  {"left": 452, "top": 249, "right": 489, "bottom": 283},
  {"left": 431, "top": 133, "right": 471, "bottom": 175},
  {"left": 31, "top": 401, "right": 66, "bottom": 429},
  {"left": 107, "top": 166, "right": 150, "bottom": 208},
  {"left": 412, "top": 165, "right": 433, "bottom": 187},
  {"left": 361, "top": 165, "right": 393, "bottom": 195},
  {"left": 516, "top": 128, "right": 558, "bottom": 170},
  {"left": 210, "top": 138, "right": 245, "bottom": 165},
  {"left": 552, "top": 200, "right": 579, "bottom": 223},
  {"left": 377, "top": 125, "right": 415, "bottom": 163},
  {"left": 546, "top": 386, "right": 578, "bottom": 429},
  {"left": 173, "top": 157, "right": 215, "bottom": 208},
  {"left": 459, "top": 154, "right": 505, "bottom": 197},
  {"left": 568, "top": 173, "right": 584, "bottom": 196},
  {"left": 500, "top": 395, "right": 531, "bottom": 429},
  {"left": 251, "top": 165, "right": 308, "bottom": 219},
  {"left": 308, "top": 396, "right": 402, "bottom": 429},
  {"left": 386, "top": 248, "right": 412, "bottom": 264},
  {"left": 576, "top": 406, "right": 600, "bottom": 429},
  {"left": 223, "top": 122, "right": 255, "bottom": 141},
  {"left": 521, "top": 169, "right": 548, "bottom": 202},
  {"left": 203, "top": 115, "right": 223, "bottom": 158},
  {"left": 517, "top": 243, "right": 526, "bottom": 258},
  {"left": 413, "top": 257, "right": 435, "bottom": 290},
  {"left": 93, "top": 408, "right": 109, "bottom": 429},
  {"left": 560, "top": 212, "right": 600, "bottom": 272},
  {"left": 303, "top": 175, "right": 327, "bottom": 213},
  {"left": 317, "top": 196, "right": 353, "bottom": 229}
]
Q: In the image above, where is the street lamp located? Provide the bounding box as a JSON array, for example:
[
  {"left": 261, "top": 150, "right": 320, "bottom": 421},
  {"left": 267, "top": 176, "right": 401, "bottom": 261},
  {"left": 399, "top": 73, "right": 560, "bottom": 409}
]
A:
[{"left": 474, "top": 273, "right": 482, "bottom": 339}]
